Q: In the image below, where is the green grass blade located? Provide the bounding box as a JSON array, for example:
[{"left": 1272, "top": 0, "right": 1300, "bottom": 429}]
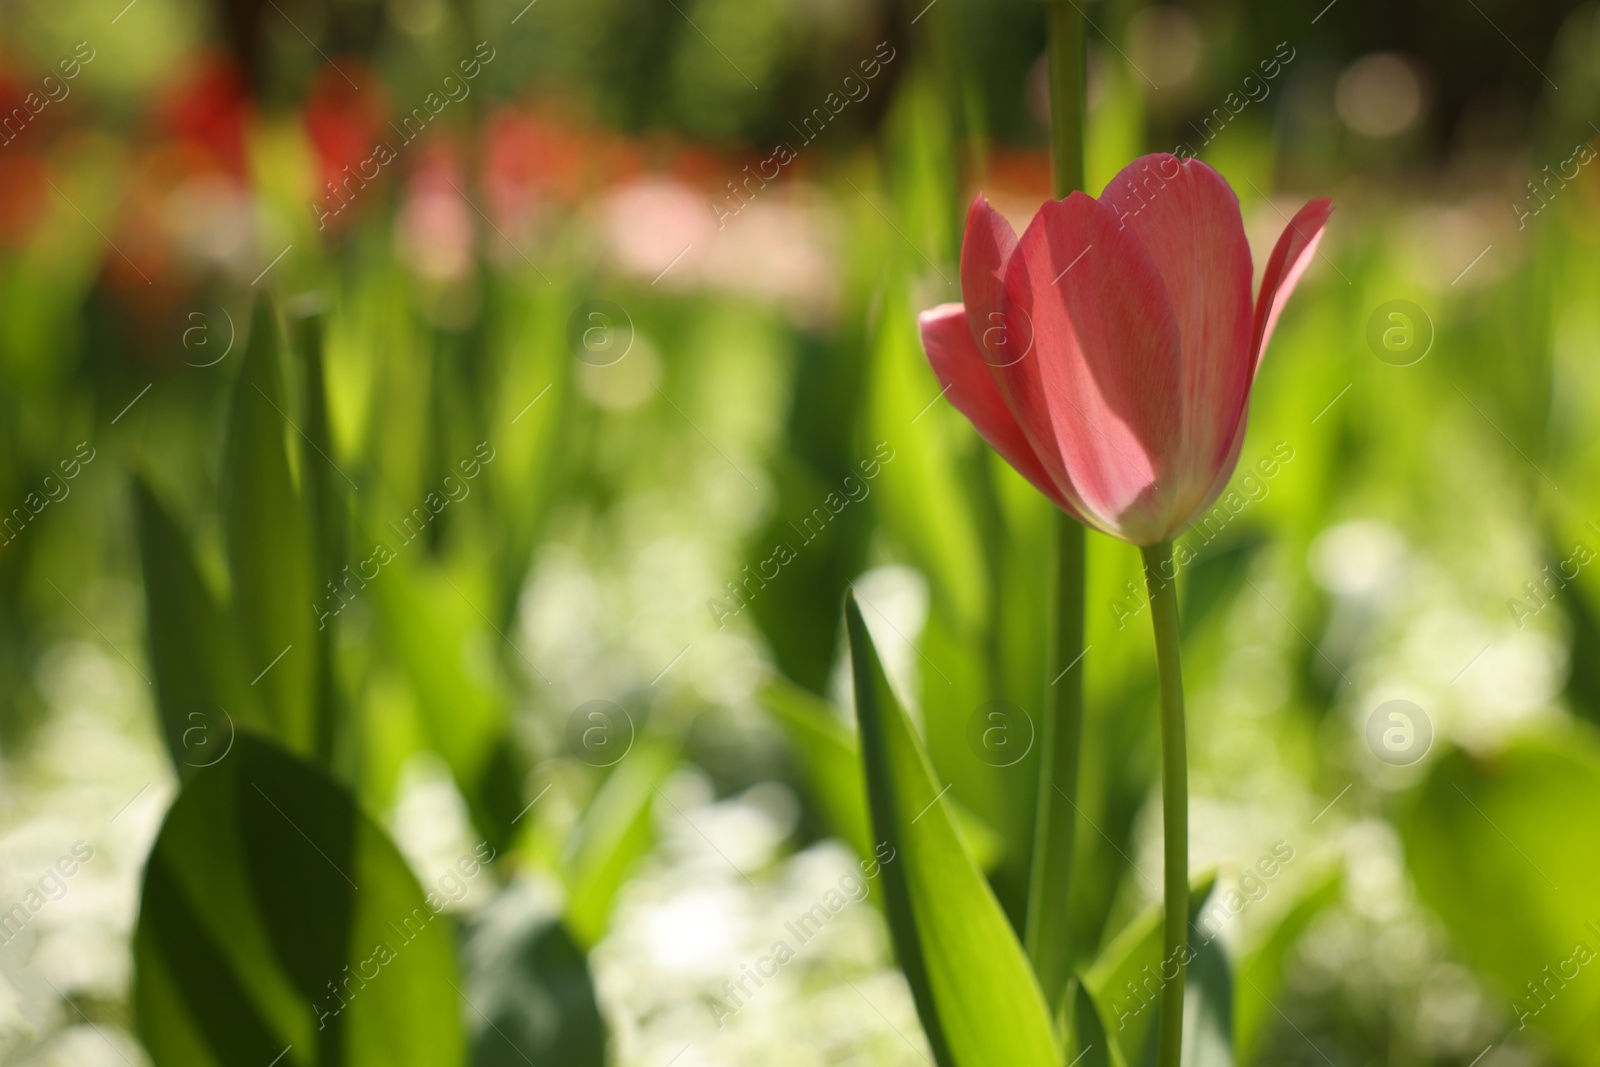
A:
[{"left": 846, "top": 593, "right": 1058, "bottom": 1067}]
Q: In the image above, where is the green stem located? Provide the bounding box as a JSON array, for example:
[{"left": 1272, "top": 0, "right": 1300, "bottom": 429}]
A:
[
  {"left": 1022, "top": 0, "right": 1089, "bottom": 1011},
  {"left": 1141, "top": 541, "right": 1188, "bottom": 1067},
  {"left": 1024, "top": 515, "right": 1085, "bottom": 1005},
  {"left": 1046, "top": 0, "right": 1087, "bottom": 199}
]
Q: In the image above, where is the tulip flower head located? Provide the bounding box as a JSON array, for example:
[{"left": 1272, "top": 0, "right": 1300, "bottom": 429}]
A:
[{"left": 919, "top": 153, "right": 1331, "bottom": 546}]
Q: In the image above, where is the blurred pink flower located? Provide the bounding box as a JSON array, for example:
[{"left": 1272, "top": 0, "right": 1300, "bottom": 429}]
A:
[{"left": 394, "top": 152, "right": 474, "bottom": 281}]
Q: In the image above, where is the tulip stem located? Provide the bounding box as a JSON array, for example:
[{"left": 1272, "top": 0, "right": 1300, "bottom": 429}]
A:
[
  {"left": 1142, "top": 540, "right": 1188, "bottom": 1067},
  {"left": 1046, "top": 0, "right": 1087, "bottom": 199}
]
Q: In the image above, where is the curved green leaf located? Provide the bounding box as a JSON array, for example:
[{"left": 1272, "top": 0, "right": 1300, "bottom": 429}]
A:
[
  {"left": 132, "top": 476, "right": 257, "bottom": 777},
  {"left": 222, "top": 298, "right": 319, "bottom": 754},
  {"left": 760, "top": 676, "right": 872, "bottom": 858},
  {"left": 562, "top": 738, "right": 675, "bottom": 949},
  {"left": 1062, "top": 975, "right": 1123, "bottom": 1067},
  {"left": 1400, "top": 732, "right": 1600, "bottom": 1060},
  {"left": 1234, "top": 864, "right": 1340, "bottom": 1059},
  {"left": 133, "top": 733, "right": 463, "bottom": 1067},
  {"left": 462, "top": 886, "right": 606, "bottom": 1067},
  {"left": 846, "top": 593, "right": 1058, "bottom": 1067},
  {"left": 761, "top": 673, "right": 1003, "bottom": 871},
  {"left": 1081, "top": 873, "right": 1218, "bottom": 1066}
]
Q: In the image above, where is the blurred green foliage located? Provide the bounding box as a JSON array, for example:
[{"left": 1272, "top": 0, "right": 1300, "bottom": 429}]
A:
[{"left": 2, "top": 0, "right": 1600, "bottom": 1064}]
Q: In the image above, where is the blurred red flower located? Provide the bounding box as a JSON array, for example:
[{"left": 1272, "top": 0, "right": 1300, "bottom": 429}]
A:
[{"left": 156, "top": 51, "right": 254, "bottom": 178}]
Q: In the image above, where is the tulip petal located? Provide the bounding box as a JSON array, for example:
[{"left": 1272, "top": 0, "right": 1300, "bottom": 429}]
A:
[
  {"left": 1188, "top": 408, "right": 1250, "bottom": 536},
  {"left": 958, "top": 195, "right": 1022, "bottom": 368},
  {"left": 918, "top": 303, "right": 1092, "bottom": 524},
  {"left": 1000, "top": 190, "right": 1184, "bottom": 544},
  {"left": 1252, "top": 198, "right": 1333, "bottom": 369},
  {"left": 1188, "top": 198, "right": 1331, "bottom": 538},
  {"left": 1100, "top": 154, "right": 1255, "bottom": 515}
]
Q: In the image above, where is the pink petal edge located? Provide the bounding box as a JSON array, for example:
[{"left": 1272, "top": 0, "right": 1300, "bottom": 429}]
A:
[
  {"left": 917, "top": 302, "right": 1091, "bottom": 524},
  {"left": 1252, "top": 198, "right": 1334, "bottom": 369}
]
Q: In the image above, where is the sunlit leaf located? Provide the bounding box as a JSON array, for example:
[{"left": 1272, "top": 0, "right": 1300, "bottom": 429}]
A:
[
  {"left": 562, "top": 738, "right": 676, "bottom": 949},
  {"left": 369, "top": 557, "right": 513, "bottom": 849},
  {"left": 846, "top": 593, "right": 1058, "bottom": 1067},
  {"left": 761, "top": 673, "right": 1004, "bottom": 871}
]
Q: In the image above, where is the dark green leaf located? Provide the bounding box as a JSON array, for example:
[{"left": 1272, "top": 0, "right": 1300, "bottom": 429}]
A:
[
  {"left": 288, "top": 302, "right": 347, "bottom": 764},
  {"left": 132, "top": 475, "right": 257, "bottom": 778},
  {"left": 1061, "top": 975, "right": 1123, "bottom": 1067},
  {"left": 1234, "top": 864, "right": 1341, "bottom": 1059},
  {"left": 461, "top": 886, "right": 606, "bottom": 1067},
  {"left": 133, "top": 732, "right": 463, "bottom": 1066},
  {"left": 1179, "top": 929, "right": 1233, "bottom": 1067}
]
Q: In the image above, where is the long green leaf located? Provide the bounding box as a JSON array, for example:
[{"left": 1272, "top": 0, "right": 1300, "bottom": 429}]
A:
[
  {"left": 222, "top": 297, "right": 319, "bottom": 754},
  {"left": 1234, "top": 865, "right": 1340, "bottom": 1059},
  {"left": 761, "top": 674, "right": 1002, "bottom": 870},
  {"left": 846, "top": 593, "right": 1058, "bottom": 1067},
  {"left": 759, "top": 676, "right": 873, "bottom": 857},
  {"left": 1061, "top": 975, "right": 1123, "bottom": 1067},
  {"left": 132, "top": 733, "right": 463, "bottom": 1066},
  {"left": 1179, "top": 930, "right": 1233, "bottom": 1067},
  {"left": 1081, "top": 873, "right": 1218, "bottom": 1066},
  {"left": 369, "top": 557, "right": 512, "bottom": 849},
  {"left": 562, "top": 738, "right": 676, "bottom": 949},
  {"left": 132, "top": 476, "right": 257, "bottom": 777},
  {"left": 289, "top": 302, "right": 347, "bottom": 764}
]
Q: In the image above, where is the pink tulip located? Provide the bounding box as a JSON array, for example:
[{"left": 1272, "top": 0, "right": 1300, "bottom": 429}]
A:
[{"left": 919, "top": 153, "right": 1331, "bottom": 546}]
